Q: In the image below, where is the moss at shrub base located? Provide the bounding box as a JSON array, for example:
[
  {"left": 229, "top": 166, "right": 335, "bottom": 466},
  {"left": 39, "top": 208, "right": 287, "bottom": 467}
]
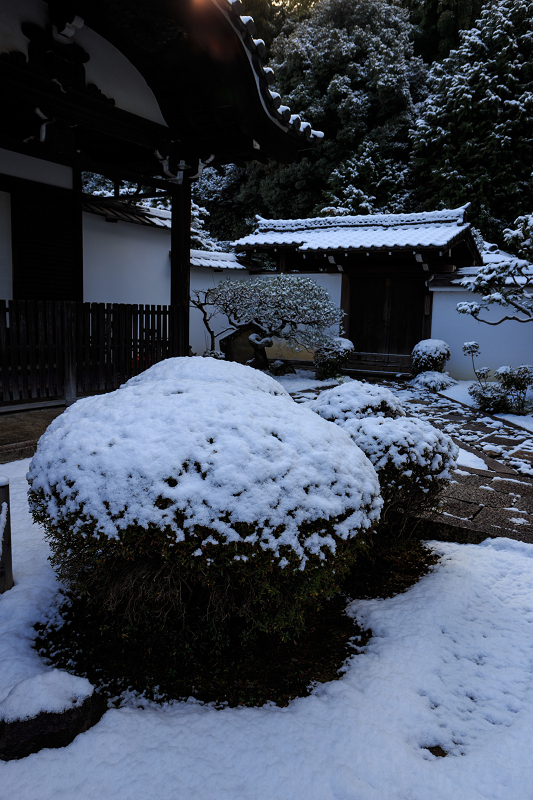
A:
[
  {"left": 34, "top": 537, "right": 438, "bottom": 708},
  {"left": 30, "top": 482, "right": 372, "bottom": 649}
]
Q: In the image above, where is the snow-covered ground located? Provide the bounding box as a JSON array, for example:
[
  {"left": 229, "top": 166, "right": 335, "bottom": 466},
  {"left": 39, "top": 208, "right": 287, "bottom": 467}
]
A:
[
  {"left": 2, "top": 457, "right": 533, "bottom": 799},
  {"left": 440, "top": 380, "right": 533, "bottom": 433}
]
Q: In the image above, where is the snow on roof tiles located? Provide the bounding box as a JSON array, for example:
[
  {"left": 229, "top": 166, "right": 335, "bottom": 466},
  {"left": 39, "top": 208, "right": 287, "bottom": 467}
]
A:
[
  {"left": 190, "top": 250, "right": 246, "bottom": 269},
  {"left": 234, "top": 206, "right": 471, "bottom": 252}
]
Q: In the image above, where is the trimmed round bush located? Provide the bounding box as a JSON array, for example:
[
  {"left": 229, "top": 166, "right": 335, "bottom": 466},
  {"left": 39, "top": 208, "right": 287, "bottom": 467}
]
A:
[
  {"left": 342, "top": 416, "right": 458, "bottom": 535},
  {"left": 124, "top": 355, "right": 291, "bottom": 399},
  {"left": 412, "top": 371, "right": 457, "bottom": 391},
  {"left": 307, "top": 380, "right": 405, "bottom": 423},
  {"left": 29, "top": 361, "right": 381, "bottom": 651},
  {"left": 411, "top": 339, "right": 451, "bottom": 376},
  {"left": 313, "top": 337, "right": 355, "bottom": 381}
]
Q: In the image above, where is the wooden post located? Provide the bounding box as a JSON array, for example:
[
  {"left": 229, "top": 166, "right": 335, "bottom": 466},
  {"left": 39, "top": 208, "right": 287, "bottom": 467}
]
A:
[
  {"left": 63, "top": 301, "right": 77, "bottom": 405},
  {"left": 170, "top": 181, "right": 191, "bottom": 357},
  {"left": 0, "top": 476, "right": 14, "bottom": 593}
]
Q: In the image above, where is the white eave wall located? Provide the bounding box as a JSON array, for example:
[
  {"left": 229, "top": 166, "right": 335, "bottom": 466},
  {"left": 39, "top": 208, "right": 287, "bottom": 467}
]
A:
[
  {"left": 430, "top": 285, "right": 533, "bottom": 379},
  {"left": 0, "top": 147, "right": 72, "bottom": 190}
]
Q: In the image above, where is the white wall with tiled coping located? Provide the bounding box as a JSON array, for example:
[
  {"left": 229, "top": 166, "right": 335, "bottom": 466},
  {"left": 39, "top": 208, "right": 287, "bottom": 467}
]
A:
[
  {"left": 431, "top": 286, "right": 533, "bottom": 379},
  {"left": 0, "top": 169, "right": 527, "bottom": 376}
]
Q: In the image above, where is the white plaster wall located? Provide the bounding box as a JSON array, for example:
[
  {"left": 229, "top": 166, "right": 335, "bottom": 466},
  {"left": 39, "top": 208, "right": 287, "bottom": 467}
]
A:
[
  {"left": 83, "top": 213, "right": 171, "bottom": 305},
  {"left": 0, "top": 147, "right": 72, "bottom": 189},
  {"left": 74, "top": 26, "right": 168, "bottom": 126},
  {"left": 431, "top": 288, "right": 533, "bottom": 379},
  {"left": 0, "top": 191, "right": 12, "bottom": 300}
]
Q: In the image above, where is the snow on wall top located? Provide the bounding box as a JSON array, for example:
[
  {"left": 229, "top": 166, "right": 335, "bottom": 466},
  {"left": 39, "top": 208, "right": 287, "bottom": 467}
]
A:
[
  {"left": 234, "top": 206, "right": 471, "bottom": 252},
  {"left": 190, "top": 250, "right": 246, "bottom": 269}
]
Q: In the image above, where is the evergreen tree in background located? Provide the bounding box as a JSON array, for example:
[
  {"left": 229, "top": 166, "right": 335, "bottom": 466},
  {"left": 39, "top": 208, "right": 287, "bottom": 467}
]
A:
[
  {"left": 413, "top": 0, "right": 533, "bottom": 242},
  {"left": 403, "top": 0, "right": 483, "bottom": 63},
  {"left": 82, "top": 173, "right": 221, "bottom": 251},
  {"left": 195, "top": 0, "right": 426, "bottom": 238},
  {"left": 240, "top": 0, "right": 317, "bottom": 52}
]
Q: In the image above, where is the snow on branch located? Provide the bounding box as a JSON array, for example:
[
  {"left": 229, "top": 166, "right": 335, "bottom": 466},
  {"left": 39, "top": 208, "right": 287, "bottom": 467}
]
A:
[{"left": 457, "top": 257, "right": 533, "bottom": 325}]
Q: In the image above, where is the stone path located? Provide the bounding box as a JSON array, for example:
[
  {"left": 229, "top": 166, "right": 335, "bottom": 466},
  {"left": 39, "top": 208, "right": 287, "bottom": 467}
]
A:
[
  {"left": 293, "top": 380, "right": 533, "bottom": 545},
  {"left": 0, "top": 407, "right": 64, "bottom": 464}
]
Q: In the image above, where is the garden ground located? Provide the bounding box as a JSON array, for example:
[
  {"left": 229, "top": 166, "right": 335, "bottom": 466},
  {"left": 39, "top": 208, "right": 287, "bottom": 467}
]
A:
[{"left": 1, "top": 375, "right": 533, "bottom": 798}]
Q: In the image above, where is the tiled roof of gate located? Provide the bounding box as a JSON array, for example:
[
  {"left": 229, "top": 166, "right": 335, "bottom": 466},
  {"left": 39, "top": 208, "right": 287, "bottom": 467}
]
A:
[
  {"left": 234, "top": 206, "right": 472, "bottom": 252},
  {"left": 190, "top": 250, "right": 246, "bottom": 269}
]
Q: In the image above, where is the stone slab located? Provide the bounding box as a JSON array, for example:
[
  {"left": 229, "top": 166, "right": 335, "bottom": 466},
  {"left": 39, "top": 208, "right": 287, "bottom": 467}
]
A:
[
  {"left": 471, "top": 506, "right": 532, "bottom": 533},
  {"left": 0, "top": 441, "right": 38, "bottom": 464},
  {"left": 444, "top": 484, "right": 510, "bottom": 509}
]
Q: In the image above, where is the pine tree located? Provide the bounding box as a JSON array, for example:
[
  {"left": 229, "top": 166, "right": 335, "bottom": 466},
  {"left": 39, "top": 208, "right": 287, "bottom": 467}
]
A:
[
  {"left": 404, "top": 0, "right": 483, "bottom": 63},
  {"left": 413, "top": 0, "right": 533, "bottom": 240},
  {"left": 195, "top": 0, "right": 426, "bottom": 235}
]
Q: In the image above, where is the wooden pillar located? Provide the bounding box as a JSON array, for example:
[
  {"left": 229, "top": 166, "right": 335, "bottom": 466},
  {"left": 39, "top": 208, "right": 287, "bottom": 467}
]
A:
[
  {"left": 0, "top": 476, "right": 14, "bottom": 593},
  {"left": 170, "top": 182, "right": 191, "bottom": 357}
]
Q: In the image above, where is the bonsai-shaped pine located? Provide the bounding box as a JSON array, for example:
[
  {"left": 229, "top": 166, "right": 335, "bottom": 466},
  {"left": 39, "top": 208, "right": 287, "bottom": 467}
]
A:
[
  {"left": 192, "top": 275, "right": 345, "bottom": 367},
  {"left": 457, "top": 214, "right": 533, "bottom": 326}
]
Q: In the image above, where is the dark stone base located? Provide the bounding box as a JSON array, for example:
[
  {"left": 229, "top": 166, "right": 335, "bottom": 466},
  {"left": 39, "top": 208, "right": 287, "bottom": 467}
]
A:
[{"left": 0, "top": 691, "right": 107, "bottom": 761}]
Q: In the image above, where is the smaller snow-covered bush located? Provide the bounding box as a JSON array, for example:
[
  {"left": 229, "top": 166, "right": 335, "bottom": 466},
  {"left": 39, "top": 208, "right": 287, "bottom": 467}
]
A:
[
  {"left": 29, "top": 360, "right": 382, "bottom": 656},
  {"left": 202, "top": 350, "right": 225, "bottom": 360},
  {"left": 411, "top": 339, "right": 451, "bottom": 376},
  {"left": 463, "top": 343, "right": 533, "bottom": 414},
  {"left": 268, "top": 359, "right": 295, "bottom": 377},
  {"left": 411, "top": 371, "right": 457, "bottom": 391},
  {"left": 307, "top": 380, "right": 405, "bottom": 424},
  {"left": 313, "top": 337, "right": 355, "bottom": 380},
  {"left": 342, "top": 417, "right": 458, "bottom": 535}
]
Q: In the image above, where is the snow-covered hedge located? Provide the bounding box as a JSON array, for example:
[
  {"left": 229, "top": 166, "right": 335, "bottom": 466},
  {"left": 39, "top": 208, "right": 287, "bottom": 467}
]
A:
[
  {"left": 411, "top": 371, "right": 458, "bottom": 391},
  {"left": 411, "top": 339, "right": 451, "bottom": 376},
  {"left": 342, "top": 416, "right": 458, "bottom": 534},
  {"left": 29, "top": 359, "right": 381, "bottom": 645},
  {"left": 313, "top": 337, "right": 355, "bottom": 381},
  {"left": 124, "top": 356, "right": 291, "bottom": 399},
  {"left": 307, "top": 380, "right": 405, "bottom": 424}
]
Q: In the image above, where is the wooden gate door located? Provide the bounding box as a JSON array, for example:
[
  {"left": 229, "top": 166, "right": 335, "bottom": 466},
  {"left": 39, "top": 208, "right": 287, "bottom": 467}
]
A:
[{"left": 349, "top": 271, "right": 428, "bottom": 357}]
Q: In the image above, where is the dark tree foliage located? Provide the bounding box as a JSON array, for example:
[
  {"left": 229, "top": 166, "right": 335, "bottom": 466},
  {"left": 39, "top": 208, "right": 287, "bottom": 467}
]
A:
[
  {"left": 195, "top": 0, "right": 426, "bottom": 239},
  {"left": 403, "top": 0, "right": 483, "bottom": 63},
  {"left": 241, "top": 0, "right": 317, "bottom": 52},
  {"left": 413, "top": 0, "right": 533, "bottom": 242}
]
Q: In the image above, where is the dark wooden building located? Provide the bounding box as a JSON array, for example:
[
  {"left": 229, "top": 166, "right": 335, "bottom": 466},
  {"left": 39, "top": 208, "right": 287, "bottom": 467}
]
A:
[
  {"left": 0, "top": 0, "right": 319, "bottom": 406},
  {"left": 235, "top": 206, "right": 483, "bottom": 374}
]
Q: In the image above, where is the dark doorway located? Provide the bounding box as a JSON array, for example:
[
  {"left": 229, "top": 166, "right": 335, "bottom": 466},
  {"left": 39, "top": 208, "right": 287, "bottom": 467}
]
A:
[{"left": 349, "top": 271, "right": 428, "bottom": 356}]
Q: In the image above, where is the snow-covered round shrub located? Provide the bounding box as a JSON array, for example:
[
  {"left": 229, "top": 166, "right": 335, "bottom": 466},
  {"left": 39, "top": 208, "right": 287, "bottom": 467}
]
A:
[
  {"left": 307, "top": 380, "right": 405, "bottom": 424},
  {"left": 313, "top": 337, "right": 355, "bottom": 381},
  {"left": 28, "top": 367, "right": 381, "bottom": 650},
  {"left": 411, "top": 371, "right": 457, "bottom": 391},
  {"left": 411, "top": 339, "right": 451, "bottom": 376},
  {"left": 123, "top": 356, "right": 291, "bottom": 399},
  {"left": 342, "top": 416, "right": 458, "bottom": 535}
]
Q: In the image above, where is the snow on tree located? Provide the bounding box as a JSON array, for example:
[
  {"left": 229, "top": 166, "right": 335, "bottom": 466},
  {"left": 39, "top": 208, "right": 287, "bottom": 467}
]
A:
[
  {"left": 413, "top": 0, "right": 533, "bottom": 239},
  {"left": 404, "top": 0, "right": 483, "bottom": 63},
  {"left": 195, "top": 0, "right": 426, "bottom": 238},
  {"left": 504, "top": 213, "right": 533, "bottom": 262},
  {"left": 196, "top": 274, "right": 344, "bottom": 365},
  {"left": 83, "top": 172, "right": 221, "bottom": 251},
  {"left": 457, "top": 259, "right": 533, "bottom": 325}
]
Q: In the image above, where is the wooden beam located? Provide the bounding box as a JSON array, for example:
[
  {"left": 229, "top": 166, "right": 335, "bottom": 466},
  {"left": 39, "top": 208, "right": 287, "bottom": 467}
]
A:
[{"left": 170, "top": 182, "right": 191, "bottom": 357}]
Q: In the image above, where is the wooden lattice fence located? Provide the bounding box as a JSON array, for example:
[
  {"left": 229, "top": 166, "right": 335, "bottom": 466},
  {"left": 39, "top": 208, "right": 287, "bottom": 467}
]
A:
[{"left": 0, "top": 300, "right": 182, "bottom": 406}]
